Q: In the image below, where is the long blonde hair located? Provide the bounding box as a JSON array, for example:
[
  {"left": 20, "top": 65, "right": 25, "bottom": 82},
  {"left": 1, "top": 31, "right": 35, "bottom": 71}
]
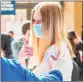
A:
[{"left": 31, "top": 2, "right": 75, "bottom": 63}]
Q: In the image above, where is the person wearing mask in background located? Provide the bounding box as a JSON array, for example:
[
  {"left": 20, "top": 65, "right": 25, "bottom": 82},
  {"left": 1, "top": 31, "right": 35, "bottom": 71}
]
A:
[
  {"left": 8, "top": 31, "right": 14, "bottom": 41},
  {"left": 18, "top": 2, "right": 74, "bottom": 81},
  {"left": 1, "top": 33, "right": 14, "bottom": 59}
]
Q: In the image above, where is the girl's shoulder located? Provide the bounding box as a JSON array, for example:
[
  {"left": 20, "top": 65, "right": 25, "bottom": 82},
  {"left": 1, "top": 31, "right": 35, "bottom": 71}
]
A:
[
  {"left": 43, "top": 44, "right": 59, "bottom": 61},
  {"left": 46, "top": 41, "right": 68, "bottom": 55},
  {"left": 43, "top": 41, "right": 70, "bottom": 61}
]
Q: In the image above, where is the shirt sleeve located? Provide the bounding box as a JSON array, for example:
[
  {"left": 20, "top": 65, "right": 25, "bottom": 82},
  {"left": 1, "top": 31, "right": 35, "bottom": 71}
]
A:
[
  {"left": 12, "top": 59, "right": 63, "bottom": 81},
  {"left": 24, "top": 68, "right": 63, "bottom": 81},
  {"left": 38, "top": 70, "right": 63, "bottom": 81}
]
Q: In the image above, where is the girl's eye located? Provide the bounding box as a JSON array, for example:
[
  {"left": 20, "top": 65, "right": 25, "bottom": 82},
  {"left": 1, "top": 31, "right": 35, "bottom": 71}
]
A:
[{"left": 32, "top": 19, "right": 42, "bottom": 24}]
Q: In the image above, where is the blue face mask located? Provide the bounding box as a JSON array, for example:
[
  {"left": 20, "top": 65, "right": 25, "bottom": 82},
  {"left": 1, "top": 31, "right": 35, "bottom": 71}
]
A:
[{"left": 33, "top": 24, "right": 42, "bottom": 38}]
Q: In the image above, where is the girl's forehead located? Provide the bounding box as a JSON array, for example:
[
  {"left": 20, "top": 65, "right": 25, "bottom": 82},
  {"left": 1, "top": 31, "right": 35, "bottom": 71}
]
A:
[{"left": 33, "top": 10, "right": 42, "bottom": 20}]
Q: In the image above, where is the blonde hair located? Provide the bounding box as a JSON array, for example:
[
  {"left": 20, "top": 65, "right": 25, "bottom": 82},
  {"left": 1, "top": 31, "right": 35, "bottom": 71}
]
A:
[{"left": 31, "top": 2, "right": 75, "bottom": 63}]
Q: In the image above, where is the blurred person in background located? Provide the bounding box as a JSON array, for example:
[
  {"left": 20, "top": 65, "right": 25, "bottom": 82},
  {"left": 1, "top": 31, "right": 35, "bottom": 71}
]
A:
[
  {"left": 8, "top": 31, "right": 14, "bottom": 41},
  {"left": 11, "top": 21, "right": 32, "bottom": 68},
  {"left": 1, "top": 33, "right": 13, "bottom": 59},
  {"left": 68, "top": 31, "right": 83, "bottom": 80},
  {"left": 18, "top": 2, "right": 75, "bottom": 81},
  {"left": 68, "top": 31, "right": 83, "bottom": 63}
]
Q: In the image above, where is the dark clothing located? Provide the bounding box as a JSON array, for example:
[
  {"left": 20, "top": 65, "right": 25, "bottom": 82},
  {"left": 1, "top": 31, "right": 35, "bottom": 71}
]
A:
[
  {"left": 72, "top": 42, "right": 83, "bottom": 65},
  {"left": 73, "top": 42, "right": 83, "bottom": 81},
  {"left": 76, "top": 42, "right": 83, "bottom": 51},
  {"left": 75, "top": 42, "right": 83, "bottom": 67},
  {"left": 72, "top": 61, "right": 79, "bottom": 81},
  {"left": 1, "top": 33, "right": 13, "bottom": 58}
]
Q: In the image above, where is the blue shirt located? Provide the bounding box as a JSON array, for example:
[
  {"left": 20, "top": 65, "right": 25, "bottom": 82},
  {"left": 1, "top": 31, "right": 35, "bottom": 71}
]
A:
[{"left": 1, "top": 57, "right": 63, "bottom": 81}]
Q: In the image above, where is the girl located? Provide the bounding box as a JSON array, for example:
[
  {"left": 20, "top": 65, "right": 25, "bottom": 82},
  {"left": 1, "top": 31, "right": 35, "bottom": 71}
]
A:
[{"left": 31, "top": 2, "right": 74, "bottom": 81}]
